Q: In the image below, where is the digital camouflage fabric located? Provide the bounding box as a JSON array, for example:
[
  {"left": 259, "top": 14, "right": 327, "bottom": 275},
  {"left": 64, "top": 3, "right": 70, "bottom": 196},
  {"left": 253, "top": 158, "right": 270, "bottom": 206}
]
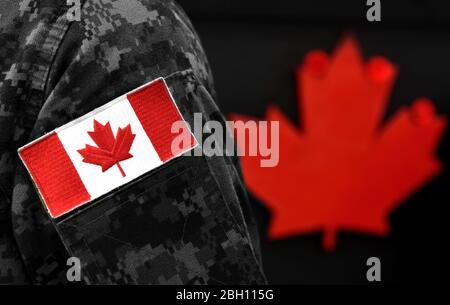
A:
[{"left": 0, "top": 0, "right": 265, "bottom": 284}]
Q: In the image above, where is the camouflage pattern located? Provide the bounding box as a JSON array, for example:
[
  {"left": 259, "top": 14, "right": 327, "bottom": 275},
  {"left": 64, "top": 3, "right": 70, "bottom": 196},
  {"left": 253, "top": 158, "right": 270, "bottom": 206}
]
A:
[{"left": 0, "top": 0, "right": 265, "bottom": 284}]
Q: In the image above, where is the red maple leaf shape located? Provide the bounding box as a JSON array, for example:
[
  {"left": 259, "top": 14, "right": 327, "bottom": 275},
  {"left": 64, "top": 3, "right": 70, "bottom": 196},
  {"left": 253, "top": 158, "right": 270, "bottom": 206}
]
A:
[
  {"left": 78, "top": 120, "right": 136, "bottom": 177},
  {"left": 230, "top": 36, "right": 447, "bottom": 251}
]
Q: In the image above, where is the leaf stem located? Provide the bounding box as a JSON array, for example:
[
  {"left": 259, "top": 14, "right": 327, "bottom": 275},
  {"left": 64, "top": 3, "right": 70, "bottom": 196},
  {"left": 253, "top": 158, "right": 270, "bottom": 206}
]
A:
[{"left": 117, "top": 163, "right": 126, "bottom": 177}]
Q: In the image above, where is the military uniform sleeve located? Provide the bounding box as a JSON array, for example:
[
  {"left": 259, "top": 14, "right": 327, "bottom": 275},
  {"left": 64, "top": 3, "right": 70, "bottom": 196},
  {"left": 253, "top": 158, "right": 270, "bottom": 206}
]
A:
[
  {"left": 11, "top": 0, "right": 265, "bottom": 284},
  {"left": 1, "top": 1, "right": 74, "bottom": 284}
]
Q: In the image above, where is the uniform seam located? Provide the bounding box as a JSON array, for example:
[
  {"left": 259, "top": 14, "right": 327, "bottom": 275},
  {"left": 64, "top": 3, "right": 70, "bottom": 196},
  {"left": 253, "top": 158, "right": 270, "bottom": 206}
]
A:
[{"left": 40, "top": 7, "right": 77, "bottom": 105}]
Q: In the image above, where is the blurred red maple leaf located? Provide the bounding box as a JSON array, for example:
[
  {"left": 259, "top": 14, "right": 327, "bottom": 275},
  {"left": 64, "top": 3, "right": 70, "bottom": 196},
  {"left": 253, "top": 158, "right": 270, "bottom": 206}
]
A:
[
  {"left": 230, "top": 36, "right": 447, "bottom": 251},
  {"left": 78, "top": 120, "right": 135, "bottom": 177}
]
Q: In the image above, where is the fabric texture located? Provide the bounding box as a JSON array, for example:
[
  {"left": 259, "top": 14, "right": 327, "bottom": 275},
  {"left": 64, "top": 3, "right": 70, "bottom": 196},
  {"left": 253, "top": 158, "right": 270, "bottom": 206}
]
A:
[{"left": 0, "top": 0, "right": 265, "bottom": 284}]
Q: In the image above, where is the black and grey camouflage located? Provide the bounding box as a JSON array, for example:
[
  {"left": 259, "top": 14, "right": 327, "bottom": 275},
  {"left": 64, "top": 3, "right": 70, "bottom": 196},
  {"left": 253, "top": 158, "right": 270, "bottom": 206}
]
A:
[{"left": 0, "top": 0, "right": 265, "bottom": 284}]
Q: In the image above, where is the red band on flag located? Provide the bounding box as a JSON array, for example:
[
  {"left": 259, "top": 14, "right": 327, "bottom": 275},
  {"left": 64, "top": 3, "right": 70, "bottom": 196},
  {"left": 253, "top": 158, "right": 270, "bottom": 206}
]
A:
[
  {"left": 19, "top": 134, "right": 90, "bottom": 218},
  {"left": 127, "top": 79, "right": 195, "bottom": 162}
]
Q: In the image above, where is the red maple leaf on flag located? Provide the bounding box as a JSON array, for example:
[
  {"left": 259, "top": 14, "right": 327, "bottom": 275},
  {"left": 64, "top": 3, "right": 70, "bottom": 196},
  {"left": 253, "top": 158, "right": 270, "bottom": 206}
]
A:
[
  {"left": 230, "top": 36, "right": 447, "bottom": 251},
  {"left": 78, "top": 120, "right": 136, "bottom": 177}
]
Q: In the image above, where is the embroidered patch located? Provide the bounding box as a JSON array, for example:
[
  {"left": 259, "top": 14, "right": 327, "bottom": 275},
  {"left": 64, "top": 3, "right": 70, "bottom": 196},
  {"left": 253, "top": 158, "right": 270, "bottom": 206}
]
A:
[{"left": 18, "top": 78, "right": 197, "bottom": 218}]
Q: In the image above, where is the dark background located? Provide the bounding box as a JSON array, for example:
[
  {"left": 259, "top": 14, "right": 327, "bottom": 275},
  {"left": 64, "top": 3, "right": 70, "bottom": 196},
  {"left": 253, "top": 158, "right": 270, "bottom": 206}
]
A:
[{"left": 178, "top": 0, "right": 450, "bottom": 284}]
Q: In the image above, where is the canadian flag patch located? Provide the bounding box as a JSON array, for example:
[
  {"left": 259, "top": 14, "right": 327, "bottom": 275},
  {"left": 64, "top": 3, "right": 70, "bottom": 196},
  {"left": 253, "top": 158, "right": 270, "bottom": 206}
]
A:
[{"left": 18, "top": 78, "right": 196, "bottom": 218}]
